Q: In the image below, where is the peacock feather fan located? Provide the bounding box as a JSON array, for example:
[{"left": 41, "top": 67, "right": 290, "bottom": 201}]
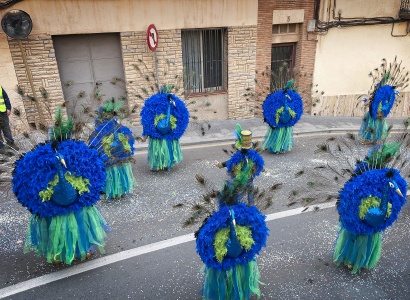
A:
[
  {"left": 12, "top": 140, "right": 106, "bottom": 218},
  {"left": 365, "top": 57, "right": 409, "bottom": 119},
  {"left": 140, "top": 92, "right": 189, "bottom": 140}
]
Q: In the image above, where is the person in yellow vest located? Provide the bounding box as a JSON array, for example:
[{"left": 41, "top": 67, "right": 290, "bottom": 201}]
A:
[{"left": 0, "top": 86, "right": 19, "bottom": 153}]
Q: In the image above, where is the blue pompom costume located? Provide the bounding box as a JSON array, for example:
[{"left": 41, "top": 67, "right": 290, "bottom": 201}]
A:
[
  {"left": 140, "top": 91, "right": 189, "bottom": 171},
  {"left": 89, "top": 117, "right": 136, "bottom": 200},
  {"left": 13, "top": 139, "right": 109, "bottom": 265},
  {"left": 261, "top": 79, "right": 303, "bottom": 153},
  {"left": 333, "top": 144, "right": 407, "bottom": 274},
  {"left": 197, "top": 128, "right": 268, "bottom": 299}
]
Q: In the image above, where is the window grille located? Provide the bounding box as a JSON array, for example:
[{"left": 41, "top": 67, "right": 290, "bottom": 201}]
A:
[
  {"left": 182, "top": 28, "right": 227, "bottom": 93},
  {"left": 270, "top": 43, "right": 296, "bottom": 92}
]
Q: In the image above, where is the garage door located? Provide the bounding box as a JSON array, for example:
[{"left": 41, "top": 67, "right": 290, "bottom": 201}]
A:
[{"left": 53, "top": 33, "right": 126, "bottom": 121}]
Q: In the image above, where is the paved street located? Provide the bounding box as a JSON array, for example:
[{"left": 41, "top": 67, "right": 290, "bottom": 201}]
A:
[{"left": 1, "top": 116, "right": 410, "bottom": 299}]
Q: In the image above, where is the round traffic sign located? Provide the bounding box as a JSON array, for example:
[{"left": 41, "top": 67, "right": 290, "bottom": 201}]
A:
[{"left": 147, "top": 24, "right": 158, "bottom": 51}]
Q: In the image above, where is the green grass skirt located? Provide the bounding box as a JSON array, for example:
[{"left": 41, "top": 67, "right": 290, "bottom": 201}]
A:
[
  {"left": 148, "top": 138, "right": 182, "bottom": 171},
  {"left": 201, "top": 260, "right": 261, "bottom": 300},
  {"left": 333, "top": 224, "right": 382, "bottom": 274},
  {"left": 262, "top": 126, "right": 293, "bottom": 153},
  {"left": 24, "top": 206, "right": 109, "bottom": 265},
  {"left": 104, "top": 162, "right": 136, "bottom": 200}
]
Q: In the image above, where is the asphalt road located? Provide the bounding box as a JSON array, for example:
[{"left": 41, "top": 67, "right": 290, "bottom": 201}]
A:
[{"left": 1, "top": 133, "right": 410, "bottom": 299}]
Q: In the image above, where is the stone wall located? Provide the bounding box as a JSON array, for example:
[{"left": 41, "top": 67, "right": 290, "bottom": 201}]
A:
[
  {"left": 120, "top": 29, "right": 183, "bottom": 125},
  {"left": 8, "top": 34, "right": 64, "bottom": 127},
  {"left": 227, "top": 26, "right": 257, "bottom": 119}
]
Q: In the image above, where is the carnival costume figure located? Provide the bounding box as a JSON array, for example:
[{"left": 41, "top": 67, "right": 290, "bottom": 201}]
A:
[
  {"left": 217, "top": 125, "right": 265, "bottom": 205},
  {"left": 334, "top": 142, "right": 407, "bottom": 274},
  {"left": 140, "top": 86, "right": 189, "bottom": 171},
  {"left": 193, "top": 128, "right": 268, "bottom": 299},
  {"left": 89, "top": 100, "right": 136, "bottom": 200},
  {"left": 13, "top": 108, "right": 109, "bottom": 265},
  {"left": 261, "top": 79, "right": 303, "bottom": 154}
]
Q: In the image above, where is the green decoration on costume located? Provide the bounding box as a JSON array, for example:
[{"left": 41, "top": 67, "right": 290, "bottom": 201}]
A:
[
  {"left": 202, "top": 260, "right": 261, "bottom": 299},
  {"left": 104, "top": 163, "right": 136, "bottom": 199},
  {"left": 214, "top": 225, "right": 254, "bottom": 263},
  {"left": 117, "top": 133, "right": 131, "bottom": 152},
  {"left": 261, "top": 126, "right": 293, "bottom": 153},
  {"left": 333, "top": 225, "right": 382, "bottom": 274},
  {"left": 232, "top": 160, "right": 255, "bottom": 189},
  {"left": 49, "top": 107, "right": 73, "bottom": 141},
  {"left": 39, "top": 175, "right": 59, "bottom": 202},
  {"left": 154, "top": 114, "right": 177, "bottom": 130},
  {"left": 234, "top": 124, "right": 243, "bottom": 149},
  {"left": 65, "top": 173, "right": 90, "bottom": 195},
  {"left": 24, "top": 206, "right": 108, "bottom": 265},
  {"left": 365, "top": 142, "right": 401, "bottom": 169},
  {"left": 359, "top": 196, "right": 392, "bottom": 220},
  {"left": 39, "top": 173, "right": 90, "bottom": 202},
  {"left": 275, "top": 106, "right": 296, "bottom": 124},
  {"left": 102, "top": 133, "right": 131, "bottom": 156},
  {"left": 148, "top": 138, "right": 182, "bottom": 170}
]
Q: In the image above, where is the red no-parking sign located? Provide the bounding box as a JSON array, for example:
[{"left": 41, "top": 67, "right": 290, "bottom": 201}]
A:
[{"left": 147, "top": 24, "right": 158, "bottom": 51}]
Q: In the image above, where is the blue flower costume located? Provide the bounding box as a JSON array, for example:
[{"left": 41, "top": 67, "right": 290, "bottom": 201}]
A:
[
  {"left": 262, "top": 79, "right": 303, "bottom": 153},
  {"left": 13, "top": 139, "right": 109, "bottom": 265},
  {"left": 12, "top": 109, "right": 109, "bottom": 265},
  {"left": 197, "top": 128, "right": 268, "bottom": 299},
  {"left": 89, "top": 105, "right": 136, "bottom": 200},
  {"left": 334, "top": 144, "right": 407, "bottom": 274},
  {"left": 140, "top": 91, "right": 189, "bottom": 171}
]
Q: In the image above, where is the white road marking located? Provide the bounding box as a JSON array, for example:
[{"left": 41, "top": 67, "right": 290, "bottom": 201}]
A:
[{"left": 0, "top": 201, "right": 336, "bottom": 299}]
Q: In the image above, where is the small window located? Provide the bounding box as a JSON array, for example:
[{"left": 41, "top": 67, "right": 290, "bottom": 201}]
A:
[
  {"left": 272, "top": 23, "right": 299, "bottom": 35},
  {"left": 182, "top": 28, "right": 227, "bottom": 93},
  {"left": 279, "top": 24, "right": 288, "bottom": 34},
  {"left": 288, "top": 23, "right": 297, "bottom": 33}
]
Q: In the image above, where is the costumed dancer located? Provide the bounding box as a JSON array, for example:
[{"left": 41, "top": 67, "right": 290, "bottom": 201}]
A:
[
  {"left": 140, "top": 86, "right": 189, "bottom": 171},
  {"left": 194, "top": 128, "right": 268, "bottom": 299},
  {"left": 358, "top": 58, "right": 407, "bottom": 144},
  {"left": 13, "top": 108, "right": 109, "bottom": 264},
  {"left": 216, "top": 125, "right": 265, "bottom": 205},
  {"left": 334, "top": 142, "right": 407, "bottom": 274},
  {"left": 261, "top": 79, "right": 303, "bottom": 154},
  {"left": 89, "top": 100, "right": 136, "bottom": 200}
]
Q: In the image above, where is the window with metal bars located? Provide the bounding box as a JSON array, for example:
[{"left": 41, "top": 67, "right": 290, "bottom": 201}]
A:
[
  {"left": 270, "top": 43, "right": 296, "bottom": 92},
  {"left": 182, "top": 28, "right": 227, "bottom": 93}
]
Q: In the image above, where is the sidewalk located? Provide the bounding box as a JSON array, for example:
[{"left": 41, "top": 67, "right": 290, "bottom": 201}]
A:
[{"left": 135, "top": 115, "right": 408, "bottom": 150}]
